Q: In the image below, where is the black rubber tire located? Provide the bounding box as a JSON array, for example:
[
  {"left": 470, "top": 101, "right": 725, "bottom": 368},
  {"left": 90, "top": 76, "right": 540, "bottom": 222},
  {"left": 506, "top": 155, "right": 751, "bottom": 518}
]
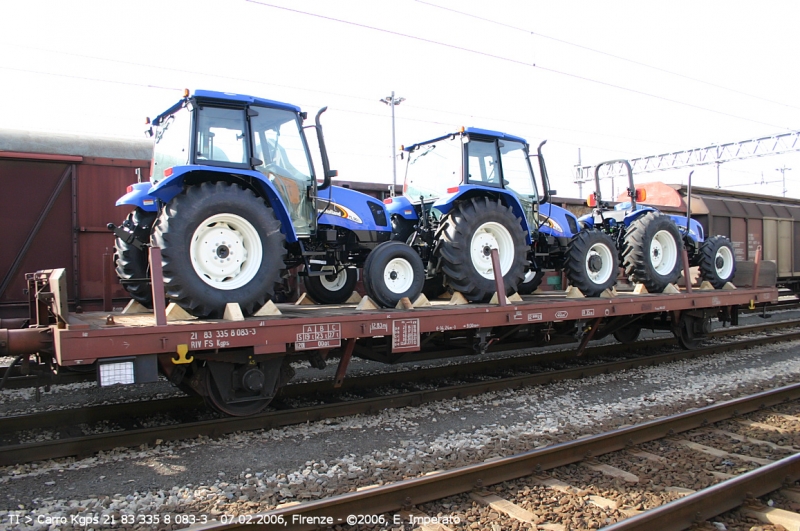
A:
[
  {"left": 613, "top": 325, "right": 641, "bottom": 344},
  {"left": 436, "top": 198, "right": 528, "bottom": 302},
  {"left": 422, "top": 274, "right": 448, "bottom": 299},
  {"left": 363, "top": 241, "right": 425, "bottom": 308},
  {"left": 697, "top": 235, "right": 736, "bottom": 289},
  {"left": 391, "top": 215, "right": 416, "bottom": 242},
  {"left": 517, "top": 269, "right": 545, "bottom": 295},
  {"left": 303, "top": 266, "right": 358, "bottom": 304},
  {"left": 151, "top": 182, "right": 287, "bottom": 318},
  {"left": 622, "top": 212, "right": 684, "bottom": 293},
  {"left": 564, "top": 230, "right": 619, "bottom": 297},
  {"left": 114, "top": 208, "right": 157, "bottom": 308}
]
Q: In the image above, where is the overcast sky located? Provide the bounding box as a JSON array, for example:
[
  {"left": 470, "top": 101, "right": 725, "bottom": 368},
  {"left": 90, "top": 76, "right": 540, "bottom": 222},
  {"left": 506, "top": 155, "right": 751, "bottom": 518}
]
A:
[{"left": 3, "top": 0, "right": 800, "bottom": 199}]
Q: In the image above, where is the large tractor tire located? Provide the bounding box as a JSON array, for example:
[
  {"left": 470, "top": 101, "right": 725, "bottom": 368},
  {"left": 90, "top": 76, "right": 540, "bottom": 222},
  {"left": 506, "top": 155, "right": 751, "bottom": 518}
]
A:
[
  {"left": 436, "top": 198, "right": 528, "bottom": 302},
  {"left": 697, "top": 235, "right": 736, "bottom": 289},
  {"left": 391, "top": 215, "right": 416, "bottom": 242},
  {"left": 622, "top": 212, "right": 683, "bottom": 293},
  {"left": 114, "top": 208, "right": 157, "bottom": 308},
  {"left": 151, "top": 182, "right": 286, "bottom": 318},
  {"left": 517, "top": 269, "right": 545, "bottom": 295},
  {"left": 304, "top": 265, "right": 358, "bottom": 304},
  {"left": 363, "top": 241, "right": 425, "bottom": 308},
  {"left": 564, "top": 230, "right": 619, "bottom": 297}
]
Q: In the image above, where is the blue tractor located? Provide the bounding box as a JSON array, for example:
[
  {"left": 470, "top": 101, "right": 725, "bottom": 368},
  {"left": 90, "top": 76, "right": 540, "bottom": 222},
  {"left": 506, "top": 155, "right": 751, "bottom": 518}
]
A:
[
  {"left": 581, "top": 159, "right": 735, "bottom": 293},
  {"left": 110, "top": 90, "right": 425, "bottom": 318},
  {"left": 385, "top": 128, "right": 619, "bottom": 300}
]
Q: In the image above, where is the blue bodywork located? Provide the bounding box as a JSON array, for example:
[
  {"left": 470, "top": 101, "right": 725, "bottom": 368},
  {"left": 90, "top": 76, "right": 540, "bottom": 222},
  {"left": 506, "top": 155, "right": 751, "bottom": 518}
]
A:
[
  {"left": 539, "top": 203, "right": 580, "bottom": 240},
  {"left": 317, "top": 185, "right": 389, "bottom": 233},
  {"left": 578, "top": 203, "right": 705, "bottom": 243},
  {"left": 116, "top": 182, "right": 158, "bottom": 213},
  {"left": 386, "top": 185, "right": 534, "bottom": 245}
]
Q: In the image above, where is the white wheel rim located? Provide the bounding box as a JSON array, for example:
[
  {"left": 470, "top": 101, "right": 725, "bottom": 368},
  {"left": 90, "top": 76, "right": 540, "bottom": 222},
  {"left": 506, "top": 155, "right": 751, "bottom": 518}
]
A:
[
  {"left": 585, "top": 242, "right": 614, "bottom": 284},
  {"left": 715, "top": 245, "right": 734, "bottom": 279},
  {"left": 383, "top": 258, "right": 414, "bottom": 294},
  {"left": 470, "top": 222, "right": 514, "bottom": 280},
  {"left": 649, "top": 229, "right": 678, "bottom": 275},
  {"left": 319, "top": 266, "right": 348, "bottom": 292},
  {"left": 190, "top": 213, "right": 262, "bottom": 290}
]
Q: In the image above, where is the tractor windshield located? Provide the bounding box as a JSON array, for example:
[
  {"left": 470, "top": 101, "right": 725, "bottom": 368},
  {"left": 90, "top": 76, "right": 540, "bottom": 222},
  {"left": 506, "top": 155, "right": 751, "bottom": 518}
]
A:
[
  {"left": 404, "top": 135, "right": 463, "bottom": 202},
  {"left": 151, "top": 105, "right": 191, "bottom": 184},
  {"left": 250, "top": 107, "right": 315, "bottom": 237}
]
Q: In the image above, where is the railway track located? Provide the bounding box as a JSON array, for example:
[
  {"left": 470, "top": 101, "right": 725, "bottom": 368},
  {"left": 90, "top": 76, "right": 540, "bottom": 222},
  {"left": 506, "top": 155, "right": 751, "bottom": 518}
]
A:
[
  {"left": 2, "top": 319, "right": 800, "bottom": 467},
  {"left": 191, "top": 383, "right": 800, "bottom": 531}
]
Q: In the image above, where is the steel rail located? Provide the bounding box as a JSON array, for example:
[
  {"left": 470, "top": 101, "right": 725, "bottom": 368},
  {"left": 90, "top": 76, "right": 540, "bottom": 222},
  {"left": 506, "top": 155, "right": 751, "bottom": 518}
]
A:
[
  {"left": 601, "top": 453, "right": 800, "bottom": 531},
  {"left": 2, "top": 327, "right": 800, "bottom": 467},
  {"left": 189, "top": 383, "right": 800, "bottom": 531}
]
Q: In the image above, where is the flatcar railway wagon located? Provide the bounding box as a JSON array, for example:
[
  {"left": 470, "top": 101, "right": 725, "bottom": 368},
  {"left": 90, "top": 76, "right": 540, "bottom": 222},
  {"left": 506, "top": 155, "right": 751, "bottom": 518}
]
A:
[{"left": 0, "top": 253, "right": 777, "bottom": 416}]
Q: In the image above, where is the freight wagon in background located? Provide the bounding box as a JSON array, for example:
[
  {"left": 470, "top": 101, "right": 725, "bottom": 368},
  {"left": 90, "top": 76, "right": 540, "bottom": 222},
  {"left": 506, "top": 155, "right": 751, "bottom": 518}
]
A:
[{"left": 0, "top": 129, "right": 151, "bottom": 318}]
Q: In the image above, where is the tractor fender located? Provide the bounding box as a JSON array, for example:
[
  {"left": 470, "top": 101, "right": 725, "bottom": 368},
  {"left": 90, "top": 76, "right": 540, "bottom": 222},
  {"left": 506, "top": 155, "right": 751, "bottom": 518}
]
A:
[
  {"left": 669, "top": 215, "right": 705, "bottom": 243},
  {"left": 115, "top": 182, "right": 159, "bottom": 212},
  {"left": 383, "top": 195, "right": 419, "bottom": 221},
  {"left": 147, "top": 165, "right": 299, "bottom": 242},
  {"left": 622, "top": 206, "right": 659, "bottom": 227},
  {"left": 317, "top": 185, "right": 391, "bottom": 234},
  {"left": 539, "top": 203, "right": 581, "bottom": 238},
  {"left": 432, "top": 185, "right": 532, "bottom": 245}
]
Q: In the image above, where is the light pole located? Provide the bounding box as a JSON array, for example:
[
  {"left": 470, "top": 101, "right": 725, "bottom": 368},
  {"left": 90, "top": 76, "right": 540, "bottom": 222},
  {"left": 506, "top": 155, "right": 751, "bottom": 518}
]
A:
[{"left": 380, "top": 91, "right": 405, "bottom": 197}]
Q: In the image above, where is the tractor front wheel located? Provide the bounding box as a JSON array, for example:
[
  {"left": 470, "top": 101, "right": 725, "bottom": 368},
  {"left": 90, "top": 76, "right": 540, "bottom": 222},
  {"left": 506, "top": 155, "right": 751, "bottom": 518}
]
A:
[
  {"left": 697, "top": 235, "right": 736, "bottom": 289},
  {"left": 364, "top": 241, "right": 425, "bottom": 308},
  {"left": 303, "top": 265, "right": 358, "bottom": 304},
  {"left": 564, "top": 230, "right": 619, "bottom": 297}
]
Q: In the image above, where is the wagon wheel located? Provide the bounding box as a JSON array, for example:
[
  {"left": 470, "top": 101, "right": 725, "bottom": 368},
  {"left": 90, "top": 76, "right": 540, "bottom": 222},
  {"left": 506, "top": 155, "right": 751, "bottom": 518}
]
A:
[{"left": 203, "top": 365, "right": 273, "bottom": 417}]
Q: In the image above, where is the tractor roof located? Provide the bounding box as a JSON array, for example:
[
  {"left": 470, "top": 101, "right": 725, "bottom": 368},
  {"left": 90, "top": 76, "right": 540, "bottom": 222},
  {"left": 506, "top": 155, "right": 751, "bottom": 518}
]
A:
[
  {"left": 404, "top": 127, "right": 528, "bottom": 151},
  {"left": 152, "top": 90, "right": 301, "bottom": 126}
]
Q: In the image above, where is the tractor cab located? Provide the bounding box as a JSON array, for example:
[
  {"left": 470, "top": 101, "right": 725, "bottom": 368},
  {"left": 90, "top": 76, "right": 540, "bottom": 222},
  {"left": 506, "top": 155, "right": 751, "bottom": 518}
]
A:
[
  {"left": 148, "top": 90, "right": 317, "bottom": 237},
  {"left": 400, "top": 128, "right": 540, "bottom": 226}
]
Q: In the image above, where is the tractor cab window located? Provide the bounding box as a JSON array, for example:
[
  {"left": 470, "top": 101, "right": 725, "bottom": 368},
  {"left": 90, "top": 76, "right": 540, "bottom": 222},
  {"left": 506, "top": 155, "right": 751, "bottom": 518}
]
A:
[
  {"left": 151, "top": 105, "right": 191, "bottom": 184},
  {"left": 251, "top": 107, "right": 314, "bottom": 237},
  {"left": 404, "top": 135, "right": 462, "bottom": 202},
  {"left": 467, "top": 139, "right": 501, "bottom": 186},
  {"left": 195, "top": 107, "right": 247, "bottom": 165},
  {"left": 499, "top": 140, "right": 538, "bottom": 200},
  {"left": 501, "top": 140, "right": 539, "bottom": 229}
]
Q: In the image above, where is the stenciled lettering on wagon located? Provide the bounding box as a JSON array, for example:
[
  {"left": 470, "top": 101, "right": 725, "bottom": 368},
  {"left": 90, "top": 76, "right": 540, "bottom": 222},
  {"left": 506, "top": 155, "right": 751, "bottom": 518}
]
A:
[
  {"left": 555, "top": 310, "right": 569, "bottom": 319},
  {"left": 581, "top": 309, "right": 594, "bottom": 317},
  {"left": 369, "top": 322, "right": 388, "bottom": 335},
  {"left": 189, "top": 328, "right": 257, "bottom": 349},
  {"left": 393, "top": 319, "right": 421, "bottom": 352},
  {"left": 527, "top": 313, "right": 543, "bottom": 322},
  {"left": 436, "top": 324, "right": 457, "bottom": 332},
  {"left": 295, "top": 323, "right": 342, "bottom": 351},
  {"left": 654, "top": 305, "right": 666, "bottom": 311},
  {"left": 462, "top": 323, "right": 480, "bottom": 329},
  {"left": 712, "top": 297, "right": 721, "bottom": 306}
]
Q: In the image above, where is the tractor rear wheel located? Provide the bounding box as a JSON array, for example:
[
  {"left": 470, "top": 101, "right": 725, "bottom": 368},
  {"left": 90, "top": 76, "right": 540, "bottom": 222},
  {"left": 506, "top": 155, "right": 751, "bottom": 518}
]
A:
[
  {"left": 303, "top": 265, "right": 358, "bottom": 304},
  {"left": 152, "top": 182, "right": 286, "bottom": 318},
  {"left": 623, "top": 212, "right": 683, "bottom": 293},
  {"left": 697, "top": 235, "right": 736, "bottom": 289},
  {"left": 564, "top": 230, "right": 618, "bottom": 297},
  {"left": 437, "top": 198, "right": 528, "bottom": 302},
  {"left": 114, "top": 208, "right": 157, "bottom": 308},
  {"left": 364, "top": 241, "right": 425, "bottom": 308}
]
